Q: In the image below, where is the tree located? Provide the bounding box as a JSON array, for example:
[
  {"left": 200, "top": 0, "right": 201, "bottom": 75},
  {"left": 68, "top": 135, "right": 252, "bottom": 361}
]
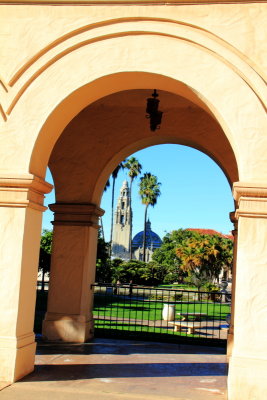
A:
[
  {"left": 100, "top": 179, "right": 111, "bottom": 241},
  {"left": 39, "top": 230, "right": 53, "bottom": 291},
  {"left": 139, "top": 173, "right": 161, "bottom": 262},
  {"left": 113, "top": 259, "right": 147, "bottom": 284},
  {"left": 152, "top": 229, "right": 196, "bottom": 282},
  {"left": 109, "top": 162, "right": 125, "bottom": 255},
  {"left": 220, "top": 237, "right": 234, "bottom": 279},
  {"left": 123, "top": 157, "right": 142, "bottom": 259},
  {"left": 142, "top": 261, "right": 168, "bottom": 285},
  {"left": 95, "top": 230, "right": 112, "bottom": 283},
  {"left": 110, "top": 259, "right": 164, "bottom": 285},
  {"left": 175, "top": 231, "right": 233, "bottom": 288}
]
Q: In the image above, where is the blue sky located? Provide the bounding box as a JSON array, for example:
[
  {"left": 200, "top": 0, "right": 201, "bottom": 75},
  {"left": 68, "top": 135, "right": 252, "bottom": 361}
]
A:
[{"left": 42, "top": 144, "right": 234, "bottom": 240}]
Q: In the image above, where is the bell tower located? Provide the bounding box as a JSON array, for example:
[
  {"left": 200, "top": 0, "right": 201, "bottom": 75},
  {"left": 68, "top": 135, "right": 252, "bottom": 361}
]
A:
[{"left": 111, "top": 180, "right": 131, "bottom": 260}]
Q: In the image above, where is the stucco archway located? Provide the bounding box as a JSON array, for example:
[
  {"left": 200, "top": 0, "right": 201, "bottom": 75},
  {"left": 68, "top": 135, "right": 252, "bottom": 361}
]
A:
[
  {"left": 42, "top": 85, "right": 238, "bottom": 348},
  {"left": 1, "top": 6, "right": 267, "bottom": 399}
]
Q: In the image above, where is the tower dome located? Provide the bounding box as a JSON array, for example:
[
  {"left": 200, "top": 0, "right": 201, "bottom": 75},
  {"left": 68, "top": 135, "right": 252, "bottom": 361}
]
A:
[{"left": 132, "top": 219, "right": 162, "bottom": 252}]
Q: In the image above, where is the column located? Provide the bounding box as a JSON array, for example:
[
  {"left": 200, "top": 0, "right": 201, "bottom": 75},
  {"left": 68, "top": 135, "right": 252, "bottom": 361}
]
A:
[
  {"left": 228, "top": 183, "right": 267, "bottom": 400},
  {"left": 227, "top": 211, "right": 238, "bottom": 358},
  {"left": 0, "top": 174, "right": 52, "bottom": 382},
  {"left": 42, "top": 203, "right": 104, "bottom": 342}
]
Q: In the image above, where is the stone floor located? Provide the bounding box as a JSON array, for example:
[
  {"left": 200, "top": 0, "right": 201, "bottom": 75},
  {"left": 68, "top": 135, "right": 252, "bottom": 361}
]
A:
[{"left": 0, "top": 338, "right": 228, "bottom": 400}]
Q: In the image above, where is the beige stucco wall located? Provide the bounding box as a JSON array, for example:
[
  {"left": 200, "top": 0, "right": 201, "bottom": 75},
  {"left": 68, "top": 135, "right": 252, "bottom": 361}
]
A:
[
  {"left": 0, "top": 2, "right": 267, "bottom": 399},
  {"left": 0, "top": 1, "right": 267, "bottom": 184}
]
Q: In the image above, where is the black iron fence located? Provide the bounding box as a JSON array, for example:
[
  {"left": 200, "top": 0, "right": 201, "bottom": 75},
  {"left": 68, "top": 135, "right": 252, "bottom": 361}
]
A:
[
  {"left": 92, "top": 283, "right": 231, "bottom": 346},
  {"left": 37, "top": 281, "right": 49, "bottom": 291}
]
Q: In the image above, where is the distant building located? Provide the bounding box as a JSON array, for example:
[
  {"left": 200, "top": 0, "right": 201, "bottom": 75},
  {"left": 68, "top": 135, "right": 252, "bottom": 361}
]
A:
[
  {"left": 132, "top": 219, "right": 162, "bottom": 262},
  {"left": 186, "top": 228, "right": 233, "bottom": 240},
  {"left": 111, "top": 181, "right": 162, "bottom": 261},
  {"left": 111, "top": 180, "right": 131, "bottom": 260}
]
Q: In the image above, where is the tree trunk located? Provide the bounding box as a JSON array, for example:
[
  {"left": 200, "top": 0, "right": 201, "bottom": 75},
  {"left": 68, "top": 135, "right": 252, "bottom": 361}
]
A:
[
  {"left": 110, "top": 176, "right": 116, "bottom": 256},
  {"left": 142, "top": 204, "right": 148, "bottom": 262},
  {"left": 129, "top": 178, "right": 133, "bottom": 259},
  {"left": 100, "top": 217, "right": 105, "bottom": 242}
]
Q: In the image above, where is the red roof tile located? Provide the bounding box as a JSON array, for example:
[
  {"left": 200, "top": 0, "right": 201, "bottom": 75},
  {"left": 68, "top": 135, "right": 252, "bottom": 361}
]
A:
[{"left": 186, "top": 228, "right": 233, "bottom": 240}]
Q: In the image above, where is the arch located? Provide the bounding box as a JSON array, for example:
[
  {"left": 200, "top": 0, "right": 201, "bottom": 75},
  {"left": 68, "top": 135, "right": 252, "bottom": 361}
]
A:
[
  {"left": 1, "top": 7, "right": 267, "bottom": 398},
  {"left": 31, "top": 71, "right": 240, "bottom": 178},
  {"left": 5, "top": 18, "right": 267, "bottom": 111},
  {"left": 47, "top": 87, "right": 238, "bottom": 205},
  {"left": 1, "top": 21, "right": 266, "bottom": 186}
]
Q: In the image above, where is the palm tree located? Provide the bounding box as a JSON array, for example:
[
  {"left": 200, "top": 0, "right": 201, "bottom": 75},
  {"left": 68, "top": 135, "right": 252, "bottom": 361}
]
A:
[
  {"left": 109, "top": 162, "right": 125, "bottom": 255},
  {"left": 100, "top": 179, "right": 111, "bottom": 241},
  {"left": 123, "top": 157, "right": 142, "bottom": 259},
  {"left": 176, "top": 233, "right": 233, "bottom": 286},
  {"left": 139, "top": 173, "right": 161, "bottom": 262}
]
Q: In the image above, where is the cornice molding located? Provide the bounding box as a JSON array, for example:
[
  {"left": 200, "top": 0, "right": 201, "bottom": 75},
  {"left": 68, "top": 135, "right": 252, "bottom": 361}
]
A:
[
  {"left": 0, "top": 174, "right": 53, "bottom": 211},
  {"left": 0, "top": 174, "right": 53, "bottom": 192},
  {"left": 233, "top": 182, "right": 267, "bottom": 203},
  {"left": 233, "top": 182, "right": 267, "bottom": 220},
  {"left": 49, "top": 202, "right": 104, "bottom": 227},
  {"left": 1, "top": 0, "right": 264, "bottom": 5}
]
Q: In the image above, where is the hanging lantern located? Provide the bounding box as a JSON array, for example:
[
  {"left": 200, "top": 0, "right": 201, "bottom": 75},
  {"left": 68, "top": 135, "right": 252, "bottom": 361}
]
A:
[{"left": 146, "top": 89, "right": 163, "bottom": 132}]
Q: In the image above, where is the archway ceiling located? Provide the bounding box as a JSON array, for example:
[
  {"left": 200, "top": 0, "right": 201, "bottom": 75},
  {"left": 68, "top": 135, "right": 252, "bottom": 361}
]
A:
[{"left": 49, "top": 89, "right": 238, "bottom": 203}]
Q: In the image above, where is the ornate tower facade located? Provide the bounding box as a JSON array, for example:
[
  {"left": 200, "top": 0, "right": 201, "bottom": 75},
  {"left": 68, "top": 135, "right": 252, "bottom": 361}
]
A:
[{"left": 111, "top": 180, "right": 131, "bottom": 260}]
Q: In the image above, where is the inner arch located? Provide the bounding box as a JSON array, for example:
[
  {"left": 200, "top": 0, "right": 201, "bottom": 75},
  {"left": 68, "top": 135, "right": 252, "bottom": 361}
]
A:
[
  {"left": 47, "top": 88, "right": 238, "bottom": 205},
  {"left": 30, "top": 72, "right": 238, "bottom": 181}
]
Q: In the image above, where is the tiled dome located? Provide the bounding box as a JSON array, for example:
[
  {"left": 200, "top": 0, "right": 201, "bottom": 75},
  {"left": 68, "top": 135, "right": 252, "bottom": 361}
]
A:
[{"left": 132, "top": 220, "right": 162, "bottom": 249}]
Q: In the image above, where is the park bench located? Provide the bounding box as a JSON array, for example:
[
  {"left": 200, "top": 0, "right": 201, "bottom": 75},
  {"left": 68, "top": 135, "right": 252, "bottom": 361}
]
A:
[
  {"left": 169, "top": 320, "right": 202, "bottom": 334},
  {"left": 177, "top": 312, "right": 207, "bottom": 321}
]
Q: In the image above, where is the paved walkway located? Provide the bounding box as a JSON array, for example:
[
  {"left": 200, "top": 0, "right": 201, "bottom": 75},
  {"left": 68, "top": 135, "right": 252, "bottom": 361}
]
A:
[{"left": 0, "top": 338, "right": 227, "bottom": 400}]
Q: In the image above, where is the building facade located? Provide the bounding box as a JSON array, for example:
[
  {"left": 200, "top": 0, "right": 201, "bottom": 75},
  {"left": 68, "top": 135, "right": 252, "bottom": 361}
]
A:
[
  {"left": 111, "top": 180, "right": 131, "bottom": 259},
  {"left": 132, "top": 220, "right": 162, "bottom": 262},
  {"left": 112, "top": 181, "right": 162, "bottom": 261},
  {"left": 1, "top": 2, "right": 267, "bottom": 398}
]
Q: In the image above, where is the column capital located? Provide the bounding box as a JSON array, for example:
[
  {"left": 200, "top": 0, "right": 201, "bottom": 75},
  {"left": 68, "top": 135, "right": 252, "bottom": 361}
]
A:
[
  {"left": 229, "top": 211, "right": 238, "bottom": 235},
  {"left": 233, "top": 182, "right": 267, "bottom": 202},
  {"left": 230, "top": 211, "right": 237, "bottom": 224},
  {"left": 0, "top": 173, "right": 53, "bottom": 211},
  {"left": 233, "top": 182, "right": 267, "bottom": 219},
  {"left": 49, "top": 202, "right": 104, "bottom": 228}
]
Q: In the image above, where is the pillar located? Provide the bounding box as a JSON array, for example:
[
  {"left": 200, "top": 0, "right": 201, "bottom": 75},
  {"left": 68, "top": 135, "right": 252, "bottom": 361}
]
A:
[
  {"left": 0, "top": 174, "right": 52, "bottom": 382},
  {"left": 42, "top": 203, "right": 104, "bottom": 342},
  {"left": 227, "top": 211, "right": 238, "bottom": 358},
  {"left": 228, "top": 183, "right": 267, "bottom": 400}
]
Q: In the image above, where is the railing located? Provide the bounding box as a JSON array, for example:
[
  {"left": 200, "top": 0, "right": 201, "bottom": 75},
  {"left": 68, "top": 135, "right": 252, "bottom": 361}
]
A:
[
  {"left": 37, "top": 281, "right": 49, "bottom": 291},
  {"left": 92, "top": 283, "right": 231, "bottom": 346}
]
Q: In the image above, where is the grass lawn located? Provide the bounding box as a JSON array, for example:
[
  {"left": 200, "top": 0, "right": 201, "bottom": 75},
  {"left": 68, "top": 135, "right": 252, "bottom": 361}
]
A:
[
  {"left": 93, "top": 293, "right": 230, "bottom": 332},
  {"left": 34, "top": 289, "right": 230, "bottom": 342}
]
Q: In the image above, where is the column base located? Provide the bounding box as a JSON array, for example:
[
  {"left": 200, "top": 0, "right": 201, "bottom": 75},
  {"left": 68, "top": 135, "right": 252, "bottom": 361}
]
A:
[
  {"left": 42, "top": 313, "right": 94, "bottom": 342},
  {"left": 0, "top": 333, "right": 36, "bottom": 382},
  {"left": 228, "top": 355, "right": 267, "bottom": 400}
]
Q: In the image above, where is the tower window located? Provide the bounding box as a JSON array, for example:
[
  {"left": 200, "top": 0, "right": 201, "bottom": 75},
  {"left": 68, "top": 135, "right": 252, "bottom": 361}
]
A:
[
  {"left": 121, "top": 202, "right": 125, "bottom": 209},
  {"left": 120, "top": 215, "right": 125, "bottom": 224}
]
